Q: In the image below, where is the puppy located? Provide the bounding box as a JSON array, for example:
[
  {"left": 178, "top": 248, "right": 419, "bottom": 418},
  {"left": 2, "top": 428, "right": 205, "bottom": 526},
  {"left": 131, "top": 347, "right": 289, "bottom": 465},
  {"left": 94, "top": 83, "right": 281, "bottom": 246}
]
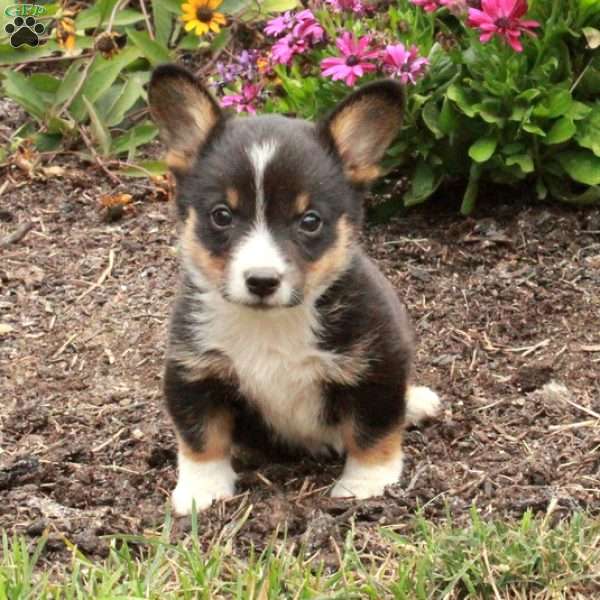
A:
[{"left": 148, "top": 65, "right": 440, "bottom": 515}]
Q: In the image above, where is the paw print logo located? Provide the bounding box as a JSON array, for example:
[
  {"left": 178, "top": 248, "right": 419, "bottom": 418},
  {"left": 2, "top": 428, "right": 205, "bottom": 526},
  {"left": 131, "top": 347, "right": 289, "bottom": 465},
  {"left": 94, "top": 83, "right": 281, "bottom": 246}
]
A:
[{"left": 5, "top": 16, "right": 45, "bottom": 48}]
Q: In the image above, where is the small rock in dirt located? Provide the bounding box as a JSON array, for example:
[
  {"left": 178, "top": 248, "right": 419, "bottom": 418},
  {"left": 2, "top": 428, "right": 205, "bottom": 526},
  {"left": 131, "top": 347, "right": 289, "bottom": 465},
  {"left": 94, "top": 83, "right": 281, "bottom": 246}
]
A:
[
  {"left": 26, "top": 518, "right": 48, "bottom": 536},
  {"left": 0, "top": 456, "right": 40, "bottom": 490}
]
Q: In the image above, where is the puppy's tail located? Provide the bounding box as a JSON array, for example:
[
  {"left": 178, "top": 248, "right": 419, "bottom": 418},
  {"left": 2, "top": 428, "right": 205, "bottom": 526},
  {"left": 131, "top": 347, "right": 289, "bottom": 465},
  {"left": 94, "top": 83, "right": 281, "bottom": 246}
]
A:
[{"left": 405, "top": 385, "right": 441, "bottom": 427}]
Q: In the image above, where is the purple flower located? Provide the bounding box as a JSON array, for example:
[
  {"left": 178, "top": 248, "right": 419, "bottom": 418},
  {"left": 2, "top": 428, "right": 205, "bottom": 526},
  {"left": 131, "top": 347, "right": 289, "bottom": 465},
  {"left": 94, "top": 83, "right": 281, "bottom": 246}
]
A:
[
  {"left": 264, "top": 11, "right": 293, "bottom": 37},
  {"left": 214, "top": 49, "right": 259, "bottom": 87},
  {"left": 220, "top": 84, "right": 261, "bottom": 114},
  {"left": 293, "top": 9, "right": 324, "bottom": 43},
  {"left": 321, "top": 32, "right": 379, "bottom": 87},
  {"left": 381, "top": 43, "right": 429, "bottom": 85}
]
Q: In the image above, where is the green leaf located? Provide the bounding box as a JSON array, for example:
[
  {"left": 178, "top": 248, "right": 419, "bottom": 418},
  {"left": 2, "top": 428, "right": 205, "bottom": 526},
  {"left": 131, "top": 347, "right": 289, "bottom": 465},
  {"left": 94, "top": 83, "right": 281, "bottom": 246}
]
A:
[
  {"left": 566, "top": 101, "right": 592, "bottom": 121},
  {"left": 69, "top": 46, "right": 142, "bottom": 121},
  {"left": 460, "top": 163, "right": 481, "bottom": 216},
  {"left": 111, "top": 122, "right": 158, "bottom": 157},
  {"left": 53, "top": 60, "right": 87, "bottom": 108},
  {"left": 447, "top": 84, "right": 477, "bottom": 118},
  {"left": 120, "top": 160, "right": 168, "bottom": 177},
  {"left": 404, "top": 161, "right": 440, "bottom": 206},
  {"left": 2, "top": 71, "right": 48, "bottom": 119},
  {"left": 220, "top": 0, "right": 250, "bottom": 13},
  {"left": 0, "top": 40, "right": 60, "bottom": 65},
  {"left": 575, "top": 106, "right": 600, "bottom": 157},
  {"left": 422, "top": 102, "right": 443, "bottom": 140},
  {"left": 505, "top": 153, "right": 534, "bottom": 174},
  {"left": 522, "top": 122, "right": 546, "bottom": 137},
  {"left": 533, "top": 89, "right": 572, "bottom": 119},
  {"left": 104, "top": 77, "right": 145, "bottom": 128},
  {"left": 260, "top": 0, "right": 300, "bottom": 12},
  {"left": 557, "top": 150, "right": 600, "bottom": 185},
  {"left": 152, "top": 1, "right": 173, "bottom": 46},
  {"left": 438, "top": 97, "right": 458, "bottom": 135},
  {"left": 468, "top": 135, "right": 498, "bottom": 163},
  {"left": 35, "top": 133, "right": 63, "bottom": 152},
  {"left": 75, "top": 6, "right": 144, "bottom": 29},
  {"left": 82, "top": 96, "right": 111, "bottom": 156},
  {"left": 126, "top": 28, "right": 171, "bottom": 66},
  {"left": 544, "top": 117, "right": 576, "bottom": 145}
]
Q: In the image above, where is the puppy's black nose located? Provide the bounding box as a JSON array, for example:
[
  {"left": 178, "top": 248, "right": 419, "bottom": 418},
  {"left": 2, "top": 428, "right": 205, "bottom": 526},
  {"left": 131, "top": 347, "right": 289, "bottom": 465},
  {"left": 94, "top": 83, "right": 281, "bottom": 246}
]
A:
[{"left": 245, "top": 268, "right": 281, "bottom": 298}]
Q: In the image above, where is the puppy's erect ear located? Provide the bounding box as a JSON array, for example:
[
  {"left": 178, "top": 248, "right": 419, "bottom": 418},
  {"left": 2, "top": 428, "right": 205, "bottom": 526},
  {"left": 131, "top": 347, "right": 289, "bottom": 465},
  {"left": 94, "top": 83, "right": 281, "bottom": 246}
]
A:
[
  {"left": 319, "top": 80, "right": 404, "bottom": 185},
  {"left": 149, "top": 64, "right": 222, "bottom": 173}
]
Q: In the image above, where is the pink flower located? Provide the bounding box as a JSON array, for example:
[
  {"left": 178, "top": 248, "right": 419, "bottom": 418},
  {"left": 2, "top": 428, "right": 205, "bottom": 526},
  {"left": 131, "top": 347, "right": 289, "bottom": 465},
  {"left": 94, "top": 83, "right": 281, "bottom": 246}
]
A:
[
  {"left": 221, "top": 84, "right": 261, "bottom": 114},
  {"left": 382, "top": 43, "right": 429, "bottom": 85},
  {"left": 467, "top": 0, "right": 539, "bottom": 52},
  {"left": 264, "top": 12, "right": 293, "bottom": 37},
  {"left": 293, "top": 9, "right": 324, "bottom": 44},
  {"left": 321, "top": 32, "right": 379, "bottom": 87},
  {"left": 271, "top": 33, "right": 308, "bottom": 65},
  {"left": 326, "top": 0, "right": 368, "bottom": 14},
  {"left": 410, "top": 0, "right": 440, "bottom": 12}
]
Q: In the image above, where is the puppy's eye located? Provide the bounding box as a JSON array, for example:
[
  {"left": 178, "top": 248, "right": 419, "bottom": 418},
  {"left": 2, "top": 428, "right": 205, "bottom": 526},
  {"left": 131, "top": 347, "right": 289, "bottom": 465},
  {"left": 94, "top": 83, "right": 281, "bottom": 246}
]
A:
[
  {"left": 299, "top": 211, "right": 322, "bottom": 235},
  {"left": 211, "top": 205, "right": 233, "bottom": 229}
]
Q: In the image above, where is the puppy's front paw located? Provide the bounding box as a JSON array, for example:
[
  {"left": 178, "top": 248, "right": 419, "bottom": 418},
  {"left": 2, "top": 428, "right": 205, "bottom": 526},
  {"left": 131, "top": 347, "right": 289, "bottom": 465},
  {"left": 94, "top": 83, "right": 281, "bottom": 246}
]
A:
[
  {"left": 171, "top": 456, "right": 236, "bottom": 515},
  {"left": 331, "top": 455, "right": 404, "bottom": 499}
]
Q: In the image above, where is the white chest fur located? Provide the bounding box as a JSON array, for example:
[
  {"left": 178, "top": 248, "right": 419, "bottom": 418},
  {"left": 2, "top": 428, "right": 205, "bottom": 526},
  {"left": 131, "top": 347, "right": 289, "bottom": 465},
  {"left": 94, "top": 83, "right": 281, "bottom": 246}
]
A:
[{"left": 188, "top": 292, "right": 343, "bottom": 452}]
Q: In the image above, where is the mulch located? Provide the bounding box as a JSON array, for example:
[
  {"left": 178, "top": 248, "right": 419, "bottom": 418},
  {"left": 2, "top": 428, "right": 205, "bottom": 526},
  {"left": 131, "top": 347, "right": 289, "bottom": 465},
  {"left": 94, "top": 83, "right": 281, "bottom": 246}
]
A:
[{"left": 1, "top": 100, "right": 599, "bottom": 565}]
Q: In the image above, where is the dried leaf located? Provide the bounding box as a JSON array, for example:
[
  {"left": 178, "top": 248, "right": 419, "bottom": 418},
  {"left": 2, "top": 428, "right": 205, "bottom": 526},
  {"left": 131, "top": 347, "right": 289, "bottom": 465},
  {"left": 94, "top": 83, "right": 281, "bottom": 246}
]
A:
[
  {"left": 0, "top": 323, "right": 15, "bottom": 335},
  {"left": 100, "top": 193, "right": 133, "bottom": 208}
]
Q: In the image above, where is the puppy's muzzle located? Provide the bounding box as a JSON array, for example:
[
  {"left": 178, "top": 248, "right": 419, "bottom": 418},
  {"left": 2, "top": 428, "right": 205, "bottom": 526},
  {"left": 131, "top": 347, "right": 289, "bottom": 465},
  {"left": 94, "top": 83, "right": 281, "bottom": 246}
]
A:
[{"left": 244, "top": 268, "right": 281, "bottom": 298}]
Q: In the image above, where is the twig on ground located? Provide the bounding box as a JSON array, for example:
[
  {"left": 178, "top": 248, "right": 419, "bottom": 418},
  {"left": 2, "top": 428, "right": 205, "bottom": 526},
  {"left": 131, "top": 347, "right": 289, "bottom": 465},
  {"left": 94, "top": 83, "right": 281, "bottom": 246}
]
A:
[
  {"left": 0, "top": 221, "right": 34, "bottom": 247},
  {"left": 139, "top": 0, "right": 154, "bottom": 39},
  {"left": 77, "top": 248, "right": 116, "bottom": 301}
]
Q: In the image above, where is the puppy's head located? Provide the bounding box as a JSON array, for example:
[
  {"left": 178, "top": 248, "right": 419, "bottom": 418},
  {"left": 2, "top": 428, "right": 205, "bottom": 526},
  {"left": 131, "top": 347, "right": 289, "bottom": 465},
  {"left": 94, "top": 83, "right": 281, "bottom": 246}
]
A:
[{"left": 149, "top": 65, "right": 403, "bottom": 308}]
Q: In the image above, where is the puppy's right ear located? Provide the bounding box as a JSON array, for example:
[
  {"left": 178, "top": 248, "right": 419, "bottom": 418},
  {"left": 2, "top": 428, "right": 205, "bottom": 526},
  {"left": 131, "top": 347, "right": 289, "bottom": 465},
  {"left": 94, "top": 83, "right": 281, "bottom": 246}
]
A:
[{"left": 149, "top": 64, "right": 223, "bottom": 173}]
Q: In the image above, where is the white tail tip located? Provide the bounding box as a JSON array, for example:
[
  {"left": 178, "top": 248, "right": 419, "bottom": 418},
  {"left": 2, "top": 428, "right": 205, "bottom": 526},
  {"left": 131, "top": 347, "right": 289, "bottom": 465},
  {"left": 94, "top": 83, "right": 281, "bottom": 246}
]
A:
[{"left": 405, "top": 385, "right": 441, "bottom": 427}]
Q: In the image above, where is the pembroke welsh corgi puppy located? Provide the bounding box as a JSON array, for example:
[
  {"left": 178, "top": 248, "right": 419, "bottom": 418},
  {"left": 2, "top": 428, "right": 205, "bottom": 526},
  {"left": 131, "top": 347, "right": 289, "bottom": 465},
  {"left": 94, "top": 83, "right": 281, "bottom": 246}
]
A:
[{"left": 148, "top": 64, "right": 440, "bottom": 515}]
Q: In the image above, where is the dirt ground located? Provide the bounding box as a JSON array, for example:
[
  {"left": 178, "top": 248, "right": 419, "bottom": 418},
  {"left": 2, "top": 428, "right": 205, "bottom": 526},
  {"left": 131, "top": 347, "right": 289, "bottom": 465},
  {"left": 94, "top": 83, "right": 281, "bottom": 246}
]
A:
[{"left": 1, "top": 105, "right": 600, "bottom": 565}]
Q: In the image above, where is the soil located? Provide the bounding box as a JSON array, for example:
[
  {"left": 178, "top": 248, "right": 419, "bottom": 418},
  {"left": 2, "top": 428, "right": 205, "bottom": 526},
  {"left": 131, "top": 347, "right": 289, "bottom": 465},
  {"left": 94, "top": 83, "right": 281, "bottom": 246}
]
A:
[{"left": 1, "top": 101, "right": 600, "bottom": 567}]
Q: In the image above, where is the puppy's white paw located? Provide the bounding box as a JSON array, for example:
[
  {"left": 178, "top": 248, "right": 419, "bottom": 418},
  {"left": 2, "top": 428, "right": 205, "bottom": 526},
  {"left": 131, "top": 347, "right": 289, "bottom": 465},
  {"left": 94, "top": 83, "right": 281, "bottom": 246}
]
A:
[
  {"left": 331, "top": 454, "right": 403, "bottom": 499},
  {"left": 405, "top": 385, "right": 441, "bottom": 427},
  {"left": 171, "top": 455, "right": 236, "bottom": 515}
]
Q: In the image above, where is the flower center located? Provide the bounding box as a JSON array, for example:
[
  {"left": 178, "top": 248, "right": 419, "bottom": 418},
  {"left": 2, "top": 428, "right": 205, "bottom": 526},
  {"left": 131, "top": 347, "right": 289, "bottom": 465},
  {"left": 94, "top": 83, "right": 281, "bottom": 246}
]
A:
[
  {"left": 495, "top": 16, "right": 511, "bottom": 29},
  {"left": 196, "top": 7, "right": 214, "bottom": 22},
  {"left": 346, "top": 55, "right": 359, "bottom": 66}
]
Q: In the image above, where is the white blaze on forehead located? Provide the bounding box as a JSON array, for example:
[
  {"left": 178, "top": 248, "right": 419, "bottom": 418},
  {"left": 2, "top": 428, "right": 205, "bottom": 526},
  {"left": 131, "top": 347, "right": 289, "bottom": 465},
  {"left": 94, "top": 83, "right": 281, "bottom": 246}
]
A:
[{"left": 248, "top": 140, "right": 278, "bottom": 222}]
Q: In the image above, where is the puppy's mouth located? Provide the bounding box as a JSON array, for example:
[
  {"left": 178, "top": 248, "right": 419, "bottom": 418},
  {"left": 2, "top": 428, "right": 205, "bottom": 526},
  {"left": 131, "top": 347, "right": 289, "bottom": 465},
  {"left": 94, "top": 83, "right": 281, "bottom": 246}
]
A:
[{"left": 220, "top": 289, "right": 304, "bottom": 310}]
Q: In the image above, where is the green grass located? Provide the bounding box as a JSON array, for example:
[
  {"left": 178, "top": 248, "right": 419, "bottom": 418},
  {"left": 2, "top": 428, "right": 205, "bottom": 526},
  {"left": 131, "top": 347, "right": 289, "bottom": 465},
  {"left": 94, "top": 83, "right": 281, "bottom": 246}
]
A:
[{"left": 1, "top": 508, "right": 599, "bottom": 599}]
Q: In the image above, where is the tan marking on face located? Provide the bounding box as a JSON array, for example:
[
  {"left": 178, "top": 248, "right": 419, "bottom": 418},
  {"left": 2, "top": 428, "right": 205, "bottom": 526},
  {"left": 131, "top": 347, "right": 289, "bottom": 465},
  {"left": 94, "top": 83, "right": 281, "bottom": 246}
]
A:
[
  {"left": 169, "top": 346, "right": 236, "bottom": 383},
  {"left": 295, "top": 192, "right": 310, "bottom": 214},
  {"left": 178, "top": 411, "right": 233, "bottom": 463},
  {"left": 341, "top": 422, "right": 403, "bottom": 466},
  {"left": 182, "top": 208, "right": 226, "bottom": 286},
  {"left": 226, "top": 187, "right": 240, "bottom": 210},
  {"left": 304, "top": 215, "right": 354, "bottom": 294}
]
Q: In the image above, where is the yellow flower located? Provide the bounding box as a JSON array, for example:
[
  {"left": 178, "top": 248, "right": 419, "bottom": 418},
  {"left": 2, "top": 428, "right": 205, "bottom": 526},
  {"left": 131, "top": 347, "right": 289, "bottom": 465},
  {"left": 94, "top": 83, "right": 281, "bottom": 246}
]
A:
[
  {"left": 56, "top": 17, "right": 76, "bottom": 52},
  {"left": 181, "top": 0, "right": 226, "bottom": 36}
]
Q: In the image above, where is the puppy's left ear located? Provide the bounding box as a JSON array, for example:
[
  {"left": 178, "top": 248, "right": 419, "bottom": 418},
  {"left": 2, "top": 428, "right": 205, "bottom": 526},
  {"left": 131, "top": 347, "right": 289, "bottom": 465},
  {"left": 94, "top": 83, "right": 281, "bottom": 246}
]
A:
[{"left": 319, "top": 80, "right": 404, "bottom": 185}]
